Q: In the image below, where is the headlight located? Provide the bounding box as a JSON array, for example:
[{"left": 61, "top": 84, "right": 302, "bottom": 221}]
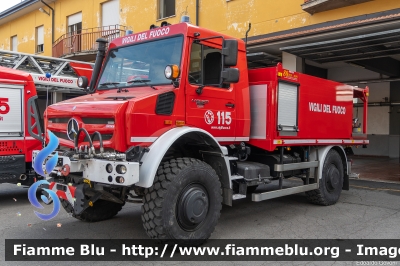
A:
[
  {"left": 106, "top": 164, "right": 113, "bottom": 173},
  {"left": 116, "top": 176, "right": 125, "bottom": 184},
  {"left": 116, "top": 165, "right": 127, "bottom": 174},
  {"left": 77, "top": 76, "right": 88, "bottom": 88}
]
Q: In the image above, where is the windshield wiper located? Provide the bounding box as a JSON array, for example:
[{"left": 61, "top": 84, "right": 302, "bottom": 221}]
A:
[
  {"left": 127, "top": 79, "right": 157, "bottom": 90},
  {"left": 99, "top": 82, "right": 122, "bottom": 87}
]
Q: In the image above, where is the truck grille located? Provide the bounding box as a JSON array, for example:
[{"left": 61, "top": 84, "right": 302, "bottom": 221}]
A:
[
  {"left": 48, "top": 116, "right": 115, "bottom": 143},
  {"left": 81, "top": 118, "right": 114, "bottom": 124},
  {"left": 48, "top": 118, "right": 69, "bottom": 123},
  {"left": 49, "top": 117, "right": 114, "bottom": 125}
]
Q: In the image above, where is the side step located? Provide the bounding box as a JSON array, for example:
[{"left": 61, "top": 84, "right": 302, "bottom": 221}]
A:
[
  {"left": 252, "top": 160, "right": 319, "bottom": 202},
  {"left": 252, "top": 183, "right": 318, "bottom": 202}
]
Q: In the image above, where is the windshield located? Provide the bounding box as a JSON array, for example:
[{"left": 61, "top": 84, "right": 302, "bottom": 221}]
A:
[{"left": 97, "top": 36, "right": 183, "bottom": 90}]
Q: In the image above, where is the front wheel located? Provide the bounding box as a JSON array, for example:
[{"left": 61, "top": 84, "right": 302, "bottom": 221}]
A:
[
  {"left": 141, "top": 158, "right": 222, "bottom": 243},
  {"left": 305, "top": 149, "right": 344, "bottom": 206}
]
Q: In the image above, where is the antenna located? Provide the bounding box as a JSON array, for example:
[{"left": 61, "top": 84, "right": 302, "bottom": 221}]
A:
[
  {"left": 245, "top": 22, "right": 252, "bottom": 52},
  {"left": 180, "top": 6, "right": 190, "bottom": 23}
]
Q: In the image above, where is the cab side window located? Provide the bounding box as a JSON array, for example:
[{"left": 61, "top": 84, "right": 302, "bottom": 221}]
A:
[{"left": 188, "top": 43, "right": 222, "bottom": 86}]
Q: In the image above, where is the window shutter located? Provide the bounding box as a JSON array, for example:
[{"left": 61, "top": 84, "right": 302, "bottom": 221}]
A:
[
  {"left": 68, "top": 12, "right": 82, "bottom": 26},
  {"left": 37, "top": 26, "right": 44, "bottom": 45},
  {"left": 102, "top": 0, "right": 119, "bottom": 27}
]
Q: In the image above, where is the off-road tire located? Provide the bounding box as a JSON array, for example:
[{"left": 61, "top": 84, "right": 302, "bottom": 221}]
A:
[
  {"left": 141, "top": 158, "right": 222, "bottom": 243},
  {"left": 305, "top": 149, "right": 344, "bottom": 206},
  {"left": 61, "top": 199, "right": 124, "bottom": 222}
]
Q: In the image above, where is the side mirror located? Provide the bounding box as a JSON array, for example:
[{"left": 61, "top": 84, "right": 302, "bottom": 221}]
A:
[
  {"left": 221, "top": 68, "right": 239, "bottom": 83},
  {"left": 222, "top": 39, "right": 238, "bottom": 66}
]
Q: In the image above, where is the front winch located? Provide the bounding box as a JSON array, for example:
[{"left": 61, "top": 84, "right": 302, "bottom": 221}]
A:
[{"left": 32, "top": 128, "right": 140, "bottom": 187}]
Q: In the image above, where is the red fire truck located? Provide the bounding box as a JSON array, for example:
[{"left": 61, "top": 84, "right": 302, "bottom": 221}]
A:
[
  {"left": 0, "top": 51, "right": 93, "bottom": 186},
  {"left": 34, "top": 22, "right": 368, "bottom": 241}
]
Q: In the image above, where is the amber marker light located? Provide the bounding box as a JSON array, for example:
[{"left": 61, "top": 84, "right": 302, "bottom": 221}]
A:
[
  {"left": 176, "top": 120, "right": 185, "bottom": 126},
  {"left": 165, "top": 65, "right": 180, "bottom": 80},
  {"left": 164, "top": 120, "right": 173, "bottom": 125}
]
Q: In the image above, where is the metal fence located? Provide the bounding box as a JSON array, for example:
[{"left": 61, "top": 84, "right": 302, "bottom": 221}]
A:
[{"left": 52, "top": 25, "right": 128, "bottom": 58}]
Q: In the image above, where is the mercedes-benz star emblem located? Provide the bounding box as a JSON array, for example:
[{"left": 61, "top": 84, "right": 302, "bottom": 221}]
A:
[{"left": 67, "top": 118, "right": 79, "bottom": 141}]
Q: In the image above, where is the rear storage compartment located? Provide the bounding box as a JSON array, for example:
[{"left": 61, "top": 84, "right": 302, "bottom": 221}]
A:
[{"left": 248, "top": 64, "right": 359, "bottom": 151}]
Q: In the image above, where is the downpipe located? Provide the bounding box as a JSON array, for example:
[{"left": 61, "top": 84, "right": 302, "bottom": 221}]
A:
[{"left": 19, "top": 174, "right": 27, "bottom": 181}]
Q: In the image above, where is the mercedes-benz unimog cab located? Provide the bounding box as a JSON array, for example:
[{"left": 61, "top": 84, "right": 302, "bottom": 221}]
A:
[{"left": 34, "top": 22, "right": 369, "bottom": 242}]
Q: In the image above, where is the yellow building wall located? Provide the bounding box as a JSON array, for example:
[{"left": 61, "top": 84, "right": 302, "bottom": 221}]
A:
[
  {"left": 121, "top": 0, "right": 400, "bottom": 39},
  {"left": 0, "top": 10, "right": 52, "bottom": 55},
  {"left": 0, "top": 0, "right": 110, "bottom": 56},
  {"left": 1, "top": 0, "right": 400, "bottom": 56},
  {"left": 53, "top": 0, "right": 111, "bottom": 39}
]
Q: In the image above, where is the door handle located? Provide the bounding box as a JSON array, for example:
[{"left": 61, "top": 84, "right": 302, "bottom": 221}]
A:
[{"left": 226, "top": 103, "right": 235, "bottom": 108}]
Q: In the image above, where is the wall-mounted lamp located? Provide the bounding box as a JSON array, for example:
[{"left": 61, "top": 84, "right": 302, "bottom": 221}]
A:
[{"left": 39, "top": 7, "right": 50, "bottom": 16}]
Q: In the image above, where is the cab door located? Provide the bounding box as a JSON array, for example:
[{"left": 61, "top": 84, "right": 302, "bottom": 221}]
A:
[{"left": 185, "top": 41, "right": 236, "bottom": 141}]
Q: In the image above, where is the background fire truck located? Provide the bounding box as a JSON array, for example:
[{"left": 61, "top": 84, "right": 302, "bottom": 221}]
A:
[
  {"left": 0, "top": 51, "right": 93, "bottom": 186},
  {"left": 34, "top": 22, "right": 368, "bottom": 242}
]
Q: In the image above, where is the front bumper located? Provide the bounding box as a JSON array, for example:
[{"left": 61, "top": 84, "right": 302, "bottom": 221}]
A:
[
  {"left": 33, "top": 150, "right": 139, "bottom": 215},
  {"left": 32, "top": 151, "right": 140, "bottom": 186},
  {"left": 47, "top": 182, "right": 103, "bottom": 215}
]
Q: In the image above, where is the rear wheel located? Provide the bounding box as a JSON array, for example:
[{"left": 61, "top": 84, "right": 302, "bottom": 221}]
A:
[
  {"left": 305, "top": 149, "right": 344, "bottom": 206},
  {"left": 141, "top": 158, "right": 222, "bottom": 243}
]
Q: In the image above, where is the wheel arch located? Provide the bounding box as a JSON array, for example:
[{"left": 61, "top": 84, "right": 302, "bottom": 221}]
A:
[
  {"left": 332, "top": 146, "right": 349, "bottom": 190},
  {"left": 137, "top": 127, "right": 230, "bottom": 190},
  {"left": 310, "top": 145, "right": 348, "bottom": 188}
]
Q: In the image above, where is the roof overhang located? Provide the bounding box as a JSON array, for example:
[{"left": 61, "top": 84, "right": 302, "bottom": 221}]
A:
[
  {"left": 247, "top": 8, "right": 400, "bottom": 56},
  {"left": 301, "top": 0, "right": 373, "bottom": 15},
  {"left": 0, "top": 0, "right": 56, "bottom": 26},
  {"left": 244, "top": 8, "right": 400, "bottom": 82},
  {"left": 280, "top": 28, "right": 400, "bottom": 64}
]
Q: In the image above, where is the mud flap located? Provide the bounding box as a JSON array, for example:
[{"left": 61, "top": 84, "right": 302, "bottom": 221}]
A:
[
  {"left": 343, "top": 174, "right": 349, "bottom": 191},
  {"left": 73, "top": 183, "right": 102, "bottom": 215}
]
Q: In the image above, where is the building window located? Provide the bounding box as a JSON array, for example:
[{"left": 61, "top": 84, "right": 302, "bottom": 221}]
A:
[
  {"left": 67, "top": 12, "right": 82, "bottom": 35},
  {"left": 158, "top": 0, "right": 175, "bottom": 19},
  {"left": 36, "top": 26, "right": 44, "bottom": 53},
  {"left": 67, "top": 12, "right": 82, "bottom": 52},
  {"left": 11, "top": 35, "right": 18, "bottom": 51}
]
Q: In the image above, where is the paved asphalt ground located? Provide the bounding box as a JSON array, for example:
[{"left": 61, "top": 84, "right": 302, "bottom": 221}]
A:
[{"left": 1, "top": 179, "right": 400, "bottom": 266}]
